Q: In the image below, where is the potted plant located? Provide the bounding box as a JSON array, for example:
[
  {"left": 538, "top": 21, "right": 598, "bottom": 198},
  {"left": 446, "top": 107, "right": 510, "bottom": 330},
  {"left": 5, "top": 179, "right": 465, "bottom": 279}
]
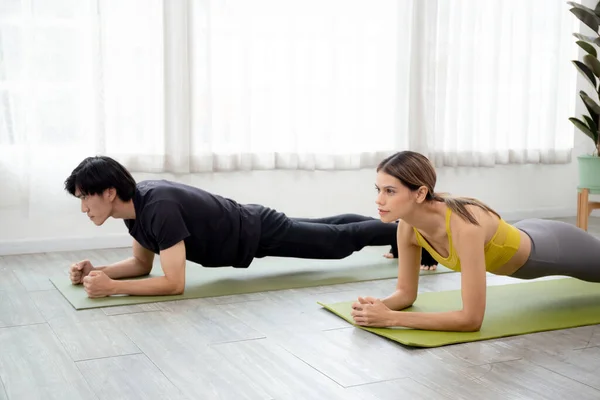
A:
[{"left": 568, "top": 1, "right": 600, "bottom": 190}]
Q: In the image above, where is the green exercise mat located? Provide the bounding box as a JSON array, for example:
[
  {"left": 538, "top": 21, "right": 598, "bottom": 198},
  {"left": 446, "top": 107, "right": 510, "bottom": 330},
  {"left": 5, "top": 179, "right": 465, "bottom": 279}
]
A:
[
  {"left": 50, "top": 251, "right": 454, "bottom": 310},
  {"left": 319, "top": 278, "right": 600, "bottom": 348}
]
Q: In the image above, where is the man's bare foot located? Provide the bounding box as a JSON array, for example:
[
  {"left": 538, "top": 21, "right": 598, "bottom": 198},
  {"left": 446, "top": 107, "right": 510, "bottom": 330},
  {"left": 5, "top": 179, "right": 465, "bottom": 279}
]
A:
[
  {"left": 383, "top": 252, "right": 394, "bottom": 259},
  {"left": 420, "top": 264, "right": 438, "bottom": 270}
]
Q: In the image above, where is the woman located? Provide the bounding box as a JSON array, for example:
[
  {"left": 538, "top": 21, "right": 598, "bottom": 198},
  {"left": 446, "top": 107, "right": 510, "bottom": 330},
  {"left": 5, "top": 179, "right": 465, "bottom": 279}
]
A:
[{"left": 351, "top": 151, "right": 600, "bottom": 332}]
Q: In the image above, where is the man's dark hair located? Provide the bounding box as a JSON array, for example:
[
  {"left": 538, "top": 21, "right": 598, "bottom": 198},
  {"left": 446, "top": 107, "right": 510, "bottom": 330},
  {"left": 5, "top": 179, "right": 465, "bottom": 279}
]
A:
[{"left": 64, "top": 155, "right": 136, "bottom": 201}]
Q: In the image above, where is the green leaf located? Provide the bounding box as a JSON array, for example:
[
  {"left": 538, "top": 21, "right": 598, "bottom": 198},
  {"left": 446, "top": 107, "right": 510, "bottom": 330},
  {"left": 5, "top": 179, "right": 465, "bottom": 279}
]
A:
[
  {"left": 580, "top": 90, "right": 600, "bottom": 115},
  {"left": 580, "top": 90, "right": 600, "bottom": 126},
  {"left": 573, "top": 60, "right": 597, "bottom": 88},
  {"left": 584, "top": 54, "right": 600, "bottom": 77},
  {"left": 577, "top": 40, "right": 598, "bottom": 58},
  {"left": 568, "top": 2, "right": 600, "bottom": 17},
  {"left": 570, "top": 7, "right": 600, "bottom": 33},
  {"left": 584, "top": 114, "right": 598, "bottom": 135},
  {"left": 573, "top": 33, "right": 598, "bottom": 42},
  {"left": 596, "top": 1, "right": 600, "bottom": 17},
  {"left": 569, "top": 117, "right": 599, "bottom": 143}
]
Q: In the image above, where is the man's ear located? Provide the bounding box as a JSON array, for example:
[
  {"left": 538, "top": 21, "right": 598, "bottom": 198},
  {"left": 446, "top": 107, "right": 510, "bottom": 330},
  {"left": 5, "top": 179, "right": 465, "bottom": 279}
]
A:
[{"left": 105, "top": 188, "right": 117, "bottom": 202}]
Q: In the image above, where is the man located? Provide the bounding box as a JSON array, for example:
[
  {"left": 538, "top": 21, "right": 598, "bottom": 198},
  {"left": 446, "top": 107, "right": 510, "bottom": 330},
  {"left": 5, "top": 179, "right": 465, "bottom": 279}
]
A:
[{"left": 65, "top": 156, "right": 436, "bottom": 298}]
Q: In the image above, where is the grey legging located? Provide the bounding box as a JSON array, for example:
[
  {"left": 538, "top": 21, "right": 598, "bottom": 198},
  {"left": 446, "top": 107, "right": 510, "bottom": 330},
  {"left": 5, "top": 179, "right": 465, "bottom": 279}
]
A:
[{"left": 510, "top": 218, "right": 600, "bottom": 283}]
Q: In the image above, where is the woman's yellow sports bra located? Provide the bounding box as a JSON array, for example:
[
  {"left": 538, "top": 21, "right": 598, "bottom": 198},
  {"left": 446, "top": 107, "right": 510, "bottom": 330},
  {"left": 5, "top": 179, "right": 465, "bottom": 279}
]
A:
[{"left": 413, "top": 207, "right": 521, "bottom": 272}]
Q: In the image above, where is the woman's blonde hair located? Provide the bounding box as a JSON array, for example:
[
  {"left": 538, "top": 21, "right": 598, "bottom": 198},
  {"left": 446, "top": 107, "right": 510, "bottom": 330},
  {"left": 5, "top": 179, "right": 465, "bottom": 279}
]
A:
[{"left": 377, "top": 151, "right": 500, "bottom": 225}]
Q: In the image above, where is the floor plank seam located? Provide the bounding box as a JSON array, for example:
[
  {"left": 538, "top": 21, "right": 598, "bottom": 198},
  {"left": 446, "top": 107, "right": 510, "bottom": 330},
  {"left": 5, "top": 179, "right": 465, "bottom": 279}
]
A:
[
  {"left": 580, "top": 325, "right": 598, "bottom": 349},
  {"left": 104, "top": 326, "right": 189, "bottom": 398},
  {"left": 321, "top": 326, "right": 353, "bottom": 332},
  {"left": 43, "top": 318, "right": 85, "bottom": 364},
  {"left": 5, "top": 272, "right": 29, "bottom": 293},
  {"left": 72, "top": 358, "right": 106, "bottom": 400},
  {"left": 277, "top": 341, "right": 377, "bottom": 390},
  {"left": 486, "top": 356, "right": 524, "bottom": 365},
  {"left": 0, "top": 321, "right": 47, "bottom": 331},
  {"left": 573, "top": 343, "right": 600, "bottom": 350},
  {"left": 73, "top": 351, "right": 145, "bottom": 364},
  {"left": 0, "top": 376, "right": 7, "bottom": 400},
  {"left": 29, "top": 291, "right": 56, "bottom": 325},
  {"left": 209, "top": 297, "right": 266, "bottom": 306},
  {"left": 208, "top": 336, "right": 268, "bottom": 347},
  {"left": 104, "top": 309, "right": 167, "bottom": 317},
  {"left": 341, "top": 376, "right": 412, "bottom": 389},
  {"left": 461, "top": 356, "right": 525, "bottom": 368},
  {"left": 528, "top": 359, "right": 600, "bottom": 393},
  {"left": 26, "top": 288, "right": 60, "bottom": 294}
]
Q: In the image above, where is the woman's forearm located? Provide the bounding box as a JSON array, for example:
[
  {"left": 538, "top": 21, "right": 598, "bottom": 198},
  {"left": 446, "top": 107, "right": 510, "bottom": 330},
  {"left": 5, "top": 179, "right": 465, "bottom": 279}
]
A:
[
  {"left": 381, "top": 290, "right": 416, "bottom": 311},
  {"left": 390, "top": 309, "right": 483, "bottom": 332}
]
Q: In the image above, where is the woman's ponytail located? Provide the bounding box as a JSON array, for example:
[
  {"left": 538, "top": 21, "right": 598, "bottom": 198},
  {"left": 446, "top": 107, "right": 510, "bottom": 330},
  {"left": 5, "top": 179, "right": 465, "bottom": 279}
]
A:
[{"left": 431, "top": 192, "right": 500, "bottom": 225}]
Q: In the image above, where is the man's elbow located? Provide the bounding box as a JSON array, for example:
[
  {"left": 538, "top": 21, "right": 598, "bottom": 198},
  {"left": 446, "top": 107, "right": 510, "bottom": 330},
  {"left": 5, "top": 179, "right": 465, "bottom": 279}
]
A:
[
  {"left": 161, "top": 275, "right": 185, "bottom": 295},
  {"left": 133, "top": 257, "right": 153, "bottom": 275}
]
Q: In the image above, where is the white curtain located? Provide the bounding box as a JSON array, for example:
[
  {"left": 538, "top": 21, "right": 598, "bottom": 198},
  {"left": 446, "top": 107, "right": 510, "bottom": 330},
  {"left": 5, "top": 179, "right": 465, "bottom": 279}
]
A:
[
  {"left": 104, "top": 0, "right": 407, "bottom": 173},
  {"left": 0, "top": 0, "right": 579, "bottom": 211},
  {"left": 411, "top": 0, "right": 578, "bottom": 167}
]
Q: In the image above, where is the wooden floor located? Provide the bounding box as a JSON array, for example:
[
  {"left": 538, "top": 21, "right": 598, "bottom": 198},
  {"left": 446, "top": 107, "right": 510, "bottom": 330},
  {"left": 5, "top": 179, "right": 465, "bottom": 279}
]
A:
[{"left": 1, "top": 217, "right": 599, "bottom": 399}]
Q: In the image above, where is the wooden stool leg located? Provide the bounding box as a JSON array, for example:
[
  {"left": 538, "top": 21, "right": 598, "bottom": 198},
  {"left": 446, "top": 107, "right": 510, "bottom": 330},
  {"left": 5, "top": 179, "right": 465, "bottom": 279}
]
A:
[
  {"left": 582, "top": 188, "right": 590, "bottom": 231},
  {"left": 577, "top": 191, "right": 583, "bottom": 229}
]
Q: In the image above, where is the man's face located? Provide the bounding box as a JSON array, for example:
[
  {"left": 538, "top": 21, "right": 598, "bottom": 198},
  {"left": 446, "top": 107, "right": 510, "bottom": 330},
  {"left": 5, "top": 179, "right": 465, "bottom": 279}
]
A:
[{"left": 75, "top": 188, "right": 114, "bottom": 226}]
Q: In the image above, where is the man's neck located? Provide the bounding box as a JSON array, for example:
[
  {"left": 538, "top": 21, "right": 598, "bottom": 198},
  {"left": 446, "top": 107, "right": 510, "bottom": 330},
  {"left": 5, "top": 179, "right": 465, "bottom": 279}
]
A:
[{"left": 112, "top": 200, "right": 136, "bottom": 220}]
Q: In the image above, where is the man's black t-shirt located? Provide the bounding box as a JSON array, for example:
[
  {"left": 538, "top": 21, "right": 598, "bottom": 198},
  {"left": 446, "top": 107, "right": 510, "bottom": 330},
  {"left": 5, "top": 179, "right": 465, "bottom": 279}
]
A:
[{"left": 123, "top": 180, "right": 261, "bottom": 268}]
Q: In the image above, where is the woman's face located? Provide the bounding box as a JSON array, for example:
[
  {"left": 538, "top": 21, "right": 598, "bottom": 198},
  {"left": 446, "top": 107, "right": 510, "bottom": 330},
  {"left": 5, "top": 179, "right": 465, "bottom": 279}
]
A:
[{"left": 374, "top": 171, "right": 415, "bottom": 223}]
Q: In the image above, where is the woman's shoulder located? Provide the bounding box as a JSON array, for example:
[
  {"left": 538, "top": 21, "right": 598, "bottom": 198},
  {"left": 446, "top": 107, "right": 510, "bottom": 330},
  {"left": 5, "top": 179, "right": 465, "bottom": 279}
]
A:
[{"left": 396, "top": 219, "right": 420, "bottom": 246}]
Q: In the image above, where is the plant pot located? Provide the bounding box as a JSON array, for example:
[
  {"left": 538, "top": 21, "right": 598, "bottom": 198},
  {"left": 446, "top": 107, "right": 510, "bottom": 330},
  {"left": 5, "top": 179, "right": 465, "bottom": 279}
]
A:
[{"left": 578, "top": 154, "right": 600, "bottom": 190}]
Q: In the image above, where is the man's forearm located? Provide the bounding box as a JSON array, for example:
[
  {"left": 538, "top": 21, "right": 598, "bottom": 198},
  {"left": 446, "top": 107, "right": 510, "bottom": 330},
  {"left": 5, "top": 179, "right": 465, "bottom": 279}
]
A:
[
  {"left": 94, "top": 257, "right": 152, "bottom": 280},
  {"left": 112, "top": 276, "right": 184, "bottom": 296},
  {"left": 381, "top": 290, "right": 415, "bottom": 311}
]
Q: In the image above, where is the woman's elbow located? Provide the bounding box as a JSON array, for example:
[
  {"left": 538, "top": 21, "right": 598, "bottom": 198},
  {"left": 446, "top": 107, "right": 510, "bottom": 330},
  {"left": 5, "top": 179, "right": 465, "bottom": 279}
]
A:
[{"left": 461, "top": 315, "right": 483, "bottom": 332}]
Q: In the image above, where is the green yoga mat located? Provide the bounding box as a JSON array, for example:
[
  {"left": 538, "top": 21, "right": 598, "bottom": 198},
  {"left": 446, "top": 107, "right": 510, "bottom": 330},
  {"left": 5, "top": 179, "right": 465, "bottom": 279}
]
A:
[
  {"left": 319, "top": 278, "right": 600, "bottom": 348},
  {"left": 50, "top": 251, "right": 454, "bottom": 310}
]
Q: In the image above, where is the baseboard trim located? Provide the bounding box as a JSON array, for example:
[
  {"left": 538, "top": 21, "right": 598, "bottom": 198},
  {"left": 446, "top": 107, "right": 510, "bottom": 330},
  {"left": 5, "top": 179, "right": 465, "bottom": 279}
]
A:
[
  {"left": 0, "top": 234, "right": 132, "bottom": 256},
  {"left": 0, "top": 207, "right": 582, "bottom": 256}
]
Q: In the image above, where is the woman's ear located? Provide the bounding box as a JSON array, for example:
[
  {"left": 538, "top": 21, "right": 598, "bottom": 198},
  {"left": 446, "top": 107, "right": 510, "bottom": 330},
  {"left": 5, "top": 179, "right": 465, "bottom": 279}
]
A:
[{"left": 415, "top": 186, "right": 429, "bottom": 203}]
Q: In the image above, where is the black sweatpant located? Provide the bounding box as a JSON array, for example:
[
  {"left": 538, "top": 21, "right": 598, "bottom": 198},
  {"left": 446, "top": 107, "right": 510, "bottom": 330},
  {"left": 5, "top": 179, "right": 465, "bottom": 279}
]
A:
[{"left": 249, "top": 205, "right": 436, "bottom": 265}]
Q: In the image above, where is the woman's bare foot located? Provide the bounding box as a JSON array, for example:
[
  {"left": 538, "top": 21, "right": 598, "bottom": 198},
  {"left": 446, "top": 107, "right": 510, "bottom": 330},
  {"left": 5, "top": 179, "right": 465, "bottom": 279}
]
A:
[{"left": 383, "top": 252, "right": 394, "bottom": 259}]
